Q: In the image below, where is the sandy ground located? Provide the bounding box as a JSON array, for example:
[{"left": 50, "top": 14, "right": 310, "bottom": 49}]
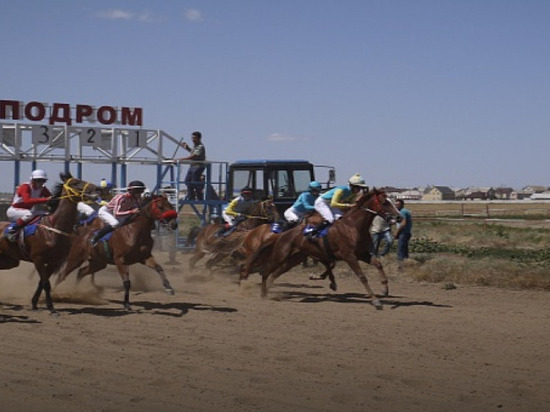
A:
[{"left": 0, "top": 252, "right": 549, "bottom": 412}]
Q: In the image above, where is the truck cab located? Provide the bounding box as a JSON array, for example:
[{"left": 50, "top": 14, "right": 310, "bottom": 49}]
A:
[{"left": 227, "top": 160, "right": 335, "bottom": 215}]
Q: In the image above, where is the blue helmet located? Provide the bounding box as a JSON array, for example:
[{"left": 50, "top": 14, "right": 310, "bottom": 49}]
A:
[{"left": 308, "top": 181, "right": 322, "bottom": 191}]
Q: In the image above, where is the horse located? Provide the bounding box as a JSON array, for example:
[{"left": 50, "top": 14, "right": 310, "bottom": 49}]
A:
[
  {"left": 189, "top": 199, "right": 280, "bottom": 270},
  {"left": 54, "top": 194, "right": 178, "bottom": 311},
  {"left": 258, "top": 189, "right": 401, "bottom": 309},
  {"left": 236, "top": 213, "right": 336, "bottom": 289},
  {"left": 0, "top": 173, "right": 100, "bottom": 315}
]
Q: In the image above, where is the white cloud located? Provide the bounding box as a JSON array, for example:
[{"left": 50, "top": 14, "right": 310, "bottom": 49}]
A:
[
  {"left": 95, "top": 9, "right": 163, "bottom": 23},
  {"left": 96, "top": 9, "right": 134, "bottom": 20},
  {"left": 185, "top": 9, "right": 203, "bottom": 22},
  {"left": 267, "top": 133, "right": 298, "bottom": 142}
]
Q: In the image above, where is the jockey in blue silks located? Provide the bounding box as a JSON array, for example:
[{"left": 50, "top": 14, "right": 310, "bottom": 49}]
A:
[
  {"left": 284, "top": 181, "right": 322, "bottom": 225},
  {"left": 305, "top": 174, "right": 368, "bottom": 239}
]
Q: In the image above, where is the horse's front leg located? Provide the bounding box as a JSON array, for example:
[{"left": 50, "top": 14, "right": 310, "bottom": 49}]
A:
[
  {"left": 322, "top": 261, "right": 337, "bottom": 291},
  {"left": 345, "top": 257, "right": 382, "bottom": 310},
  {"left": 189, "top": 249, "right": 206, "bottom": 269},
  {"left": 115, "top": 263, "right": 132, "bottom": 311},
  {"left": 32, "top": 266, "right": 57, "bottom": 316},
  {"left": 370, "top": 257, "right": 389, "bottom": 297},
  {"left": 205, "top": 252, "right": 229, "bottom": 271},
  {"left": 143, "top": 255, "right": 174, "bottom": 295}
]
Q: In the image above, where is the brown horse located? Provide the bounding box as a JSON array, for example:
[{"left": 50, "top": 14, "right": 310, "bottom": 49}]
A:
[
  {"left": 258, "top": 189, "right": 401, "bottom": 309},
  {"left": 236, "top": 213, "right": 324, "bottom": 283},
  {"left": 0, "top": 173, "right": 100, "bottom": 315},
  {"left": 54, "top": 194, "right": 178, "bottom": 311},
  {"left": 189, "top": 199, "right": 280, "bottom": 270}
]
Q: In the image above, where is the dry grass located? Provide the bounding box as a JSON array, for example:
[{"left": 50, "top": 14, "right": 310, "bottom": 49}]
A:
[
  {"left": 407, "top": 200, "right": 550, "bottom": 219},
  {"left": 402, "top": 217, "right": 550, "bottom": 291}
]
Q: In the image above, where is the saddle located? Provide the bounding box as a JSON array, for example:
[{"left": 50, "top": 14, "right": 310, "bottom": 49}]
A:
[{"left": 3, "top": 216, "right": 43, "bottom": 241}]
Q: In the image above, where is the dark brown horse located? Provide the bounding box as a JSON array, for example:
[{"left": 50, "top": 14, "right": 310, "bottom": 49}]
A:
[
  {"left": 189, "top": 199, "right": 280, "bottom": 270},
  {"left": 0, "top": 173, "right": 100, "bottom": 315},
  {"left": 258, "top": 189, "right": 401, "bottom": 309},
  {"left": 54, "top": 194, "right": 178, "bottom": 310}
]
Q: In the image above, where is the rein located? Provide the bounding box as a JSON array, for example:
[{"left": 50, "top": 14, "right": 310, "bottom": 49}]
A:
[
  {"left": 38, "top": 225, "right": 72, "bottom": 237},
  {"left": 54, "top": 178, "right": 92, "bottom": 203}
]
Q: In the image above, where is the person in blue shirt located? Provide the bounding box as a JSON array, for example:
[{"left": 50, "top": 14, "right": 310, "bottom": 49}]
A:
[
  {"left": 305, "top": 174, "right": 367, "bottom": 239},
  {"left": 394, "top": 199, "right": 412, "bottom": 268},
  {"left": 283, "top": 181, "right": 322, "bottom": 227}
]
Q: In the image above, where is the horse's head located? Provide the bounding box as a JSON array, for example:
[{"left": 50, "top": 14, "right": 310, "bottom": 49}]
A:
[
  {"left": 63, "top": 173, "right": 101, "bottom": 204},
  {"left": 257, "top": 198, "right": 281, "bottom": 223},
  {"left": 140, "top": 194, "right": 178, "bottom": 230},
  {"left": 48, "top": 173, "right": 100, "bottom": 212},
  {"left": 357, "top": 188, "right": 401, "bottom": 223}
]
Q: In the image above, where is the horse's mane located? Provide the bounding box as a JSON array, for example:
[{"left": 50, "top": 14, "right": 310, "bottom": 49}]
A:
[
  {"left": 355, "top": 187, "right": 384, "bottom": 208},
  {"left": 138, "top": 194, "right": 173, "bottom": 209},
  {"left": 47, "top": 182, "right": 64, "bottom": 213},
  {"left": 139, "top": 195, "right": 154, "bottom": 209}
]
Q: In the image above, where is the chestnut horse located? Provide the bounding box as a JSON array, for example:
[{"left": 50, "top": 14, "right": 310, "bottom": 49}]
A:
[
  {"left": 54, "top": 194, "right": 178, "bottom": 311},
  {"left": 0, "top": 173, "right": 100, "bottom": 315},
  {"left": 258, "top": 189, "right": 401, "bottom": 309},
  {"left": 189, "top": 199, "right": 280, "bottom": 270},
  {"left": 236, "top": 213, "right": 324, "bottom": 284}
]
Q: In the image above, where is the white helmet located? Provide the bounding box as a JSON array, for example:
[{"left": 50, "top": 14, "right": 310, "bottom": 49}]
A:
[
  {"left": 348, "top": 173, "right": 367, "bottom": 187},
  {"left": 30, "top": 169, "right": 48, "bottom": 181}
]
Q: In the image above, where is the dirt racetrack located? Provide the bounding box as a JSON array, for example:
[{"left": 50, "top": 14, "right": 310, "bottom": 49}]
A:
[{"left": 1, "top": 252, "right": 548, "bottom": 412}]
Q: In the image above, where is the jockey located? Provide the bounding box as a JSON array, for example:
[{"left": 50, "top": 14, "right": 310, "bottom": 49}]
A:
[
  {"left": 99, "top": 179, "right": 115, "bottom": 206},
  {"left": 284, "top": 181, "right": 322, "bottom": 226},
  {"left": 5, "top": 169, "right": 52, "bottom": 242},
  {"left": 305, "top": 173, "right": 368, "bottom": 239},
  {"left": 89, "top": 180, "right": 146, "bottom": 246},
  {"left": 76, "top": 179, "right": 115, "bottom": 220},
  {"left": 219, "top": 186, "right": 257, "bottom": 236}
]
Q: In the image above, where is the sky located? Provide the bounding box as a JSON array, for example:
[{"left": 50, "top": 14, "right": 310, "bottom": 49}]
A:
[{"left": 1, "top": 0, "right": 549, "bottom": 192}]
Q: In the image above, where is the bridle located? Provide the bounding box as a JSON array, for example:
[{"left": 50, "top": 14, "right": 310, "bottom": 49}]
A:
[
  {"left": 144, "top": 196, "right": 178, "bottom": 226},
  {"left": 363, "top": 193, "right": 400, "bottom": 223},
  {"left": 56, "top": 178, "right": 96, "bottom": 203}
]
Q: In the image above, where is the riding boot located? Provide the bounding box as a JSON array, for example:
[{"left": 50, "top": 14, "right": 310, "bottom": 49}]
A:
[
  {"left": 305, "top": 220, "right": 330, "bottom": 240},
  {"left": 222, "top": 224, "right": 238, "bottom": 237},
  {"left": 5, "top": 219, "right": 26, "bottom": 242},
  {"left": 90, "top": 224, "right": 114, "bottom": 246}
]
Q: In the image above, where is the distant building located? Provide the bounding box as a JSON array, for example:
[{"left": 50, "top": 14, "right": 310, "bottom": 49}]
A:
[
  {"left": 494, "top": 187, "right": 514, "bottom": 200},
  {"left": 396, "top": 189, "right": 423, "bottom": 201},
  {"left": 523, "top": 185, "right": 548, "bottom": 194},
  {"left": 530, "top": 192, "right": 550, "bottom": 200},
  {"left": 512, "top": 185, "right": 549, "bottom": 200},
  {"left": 422, "top": 185, "right": 456, "bottom": 201}
]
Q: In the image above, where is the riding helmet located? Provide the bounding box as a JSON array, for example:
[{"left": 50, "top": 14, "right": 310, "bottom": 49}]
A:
[
  {"left": 127, "top": 180, "right": 146, "bottom": 191},
  {"left": 348, "top": 174, "right": 367, "bottom": 187},
  {"left": 30, "top": 169, "right": 48, "bottom": 181},
  {"left": 308, "top": 181, "right": 322, "bottom": 191}
]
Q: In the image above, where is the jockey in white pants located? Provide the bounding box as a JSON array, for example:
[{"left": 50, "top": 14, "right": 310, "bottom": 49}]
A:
[
  {"left": 306, "top": 174, "right": 368, "bottom": 239},
  {"left": 89, "top": 180, "right": 145, "bottom": 246}
]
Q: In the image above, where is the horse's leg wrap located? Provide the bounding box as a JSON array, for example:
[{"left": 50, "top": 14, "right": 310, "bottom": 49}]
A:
[{"left": 123, "top": 279, "right": 131, "bottom": 310}]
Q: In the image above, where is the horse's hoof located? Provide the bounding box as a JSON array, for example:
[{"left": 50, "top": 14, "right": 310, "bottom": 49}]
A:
[
  {"left": 165, "top": 288, "right": 175, "bottom": 295},
  {"left": 124, "top": 304, "right": 132, "bottom": 311},
  {"left": 372, "top": 299, "right": 383, "bottom": 310},
  {"left": 329, "top": 282, "right": 337, "bottom": 291},
  {"left": 309, "top": 274, "right": 326, "bottom": 281}
]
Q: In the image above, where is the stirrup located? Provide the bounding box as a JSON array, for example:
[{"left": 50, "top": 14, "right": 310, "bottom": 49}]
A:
[{"left": 5, "top": 230, "right": 18, "bottom": 242}]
